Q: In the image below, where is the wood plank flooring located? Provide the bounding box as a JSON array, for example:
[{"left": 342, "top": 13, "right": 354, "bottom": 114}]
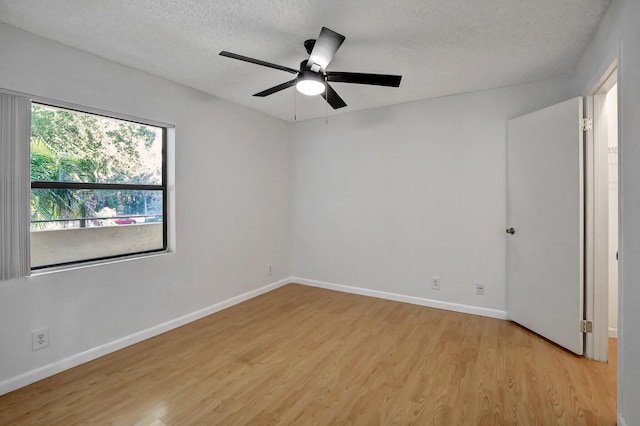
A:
[{"left": 0, "top": 284, "right": 617, "bottom": 425}]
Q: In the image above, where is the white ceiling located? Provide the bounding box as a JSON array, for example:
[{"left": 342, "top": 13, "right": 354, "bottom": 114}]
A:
[{"left": 0, "top": 0, "right": 610, "bottom": 122}]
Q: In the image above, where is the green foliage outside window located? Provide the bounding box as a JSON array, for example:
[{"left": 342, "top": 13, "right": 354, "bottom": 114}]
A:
[{"left": 30, "top": 104, "right": 163, "bottom": 230}]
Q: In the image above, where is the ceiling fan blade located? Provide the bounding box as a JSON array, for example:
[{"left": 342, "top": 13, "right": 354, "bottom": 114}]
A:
[
  {"left": 321, "top": 83, "right": 347, "bottom": 109},
  {"left": 219, "top": 51, "right": 299, "bottom": 74},
  {"left": 308, "top": 27, "right": 345, "bottom": 70},
  {"left": 326, "top": 72, "right": 402, "bottom": 87},
  {"left": 253, "top": 79, "right": 298, "bottom": 97}
]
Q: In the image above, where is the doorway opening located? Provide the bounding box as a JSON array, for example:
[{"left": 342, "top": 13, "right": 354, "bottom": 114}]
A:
[
  {"left": 604, "top": 84, "right": 618, "bottom": 344},
  {"left": 504, "top": 62, "right": 619, "bottom": 363},
  {"left": 586, "top": 63, "right": 618, "bottom": 362}
]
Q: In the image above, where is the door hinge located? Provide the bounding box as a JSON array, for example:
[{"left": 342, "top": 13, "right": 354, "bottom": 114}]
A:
[
  {"left": 580, "top": 117, "right": 593, "bottom": 131},
  {"left": 580, "top": 320, "right": 593, "bottom": 333}
]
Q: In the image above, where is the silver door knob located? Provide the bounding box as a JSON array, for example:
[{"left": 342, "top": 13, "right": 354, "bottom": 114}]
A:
[{"left": 506, "top": 227, "right": 515, "bottom": 235}]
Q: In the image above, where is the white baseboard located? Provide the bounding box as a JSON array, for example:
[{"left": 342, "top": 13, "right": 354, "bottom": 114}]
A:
[
  {"left": 291, "top": 277, "right": 508, "bottom": 320},
  {"left": 0, "top": 278, "right": 289, "bottom": 396},
  {"left": 618, "top": 414, "right": 627, "bottom": 426},
  {"left": 609, "top": 327, "right": 618, "bottom": 338}
]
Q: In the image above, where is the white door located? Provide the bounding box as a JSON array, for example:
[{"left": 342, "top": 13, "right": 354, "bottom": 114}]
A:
[{"left": 506, "top": 97, "right": 584, "bottom": 355}]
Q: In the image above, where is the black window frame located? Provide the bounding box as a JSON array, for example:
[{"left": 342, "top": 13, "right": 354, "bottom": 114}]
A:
[{"left": 30, "top": 101, "right": 168, "bottom": 270}]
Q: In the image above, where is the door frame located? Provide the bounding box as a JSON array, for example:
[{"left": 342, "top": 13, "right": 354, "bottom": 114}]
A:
[{"left": 584, "top": 60, "right": 618, "bottom": 361}]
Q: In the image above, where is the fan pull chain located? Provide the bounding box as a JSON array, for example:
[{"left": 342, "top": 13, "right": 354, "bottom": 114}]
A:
[
  {"left": 325, "top": 84, "right": 328, "bottom": 125},
  {"left": 294, "top": 88, "right": 297, "bottom": 121}
]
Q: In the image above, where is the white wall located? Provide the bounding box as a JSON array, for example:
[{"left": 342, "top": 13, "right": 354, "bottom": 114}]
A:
[
  {"left": 571, "top": 0, "right": 640, "bottom": 424},
  {"left": 291, "top": 78, "right": 571, "bottom": 313},
  {"left": 0, "top": 23, "right": 292, "bottom": 392}
]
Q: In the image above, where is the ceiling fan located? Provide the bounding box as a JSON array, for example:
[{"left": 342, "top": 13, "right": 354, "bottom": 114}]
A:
[{"left": 220, "top": 27, "right": 402, "bottom": 109}]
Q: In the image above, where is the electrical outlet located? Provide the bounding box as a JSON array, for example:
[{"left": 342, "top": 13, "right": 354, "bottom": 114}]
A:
[
  {"left": 432, "top": 276, "right": 441, "bottom": 290},
  {"left": 267, "top": 264, "right": 272, "bottom": 275},
  {"left": 475, "top": 283, "right": 485, "bottom": 295},
  {"left": 32, "top": 328, "right": 49, "bottom": 351}
]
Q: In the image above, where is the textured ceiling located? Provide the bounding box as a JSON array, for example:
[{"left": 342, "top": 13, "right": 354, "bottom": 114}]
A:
[{"left": 0, "top": 0, "right": 610, "bottom": 122}]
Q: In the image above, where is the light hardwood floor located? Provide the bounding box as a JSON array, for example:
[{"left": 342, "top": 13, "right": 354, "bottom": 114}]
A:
[{"left": 0, "top": 284, "right": 617, "bottom": 425}]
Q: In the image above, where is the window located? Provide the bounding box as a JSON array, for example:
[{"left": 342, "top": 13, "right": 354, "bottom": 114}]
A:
[{"left": 30, "top": 103, "right": 167, "bottom": 268}]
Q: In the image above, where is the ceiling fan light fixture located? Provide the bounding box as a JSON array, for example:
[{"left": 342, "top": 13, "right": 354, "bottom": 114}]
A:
[{"left": 296, "top": 71, "right": 325, "bottom": 96}]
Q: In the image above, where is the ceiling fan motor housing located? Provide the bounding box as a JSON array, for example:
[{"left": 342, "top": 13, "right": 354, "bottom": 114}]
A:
[
  {"left": 298, "top": 69, "right": 325, "bottom": 83},
  {"left": 299, "top": 59, "right": 323, "bottom": 74}
]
